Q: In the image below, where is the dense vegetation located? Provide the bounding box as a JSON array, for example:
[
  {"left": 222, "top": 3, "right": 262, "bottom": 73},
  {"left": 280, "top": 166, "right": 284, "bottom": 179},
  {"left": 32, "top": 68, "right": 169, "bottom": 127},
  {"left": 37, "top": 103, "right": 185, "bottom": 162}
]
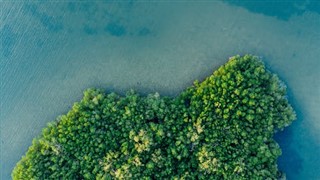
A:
[{"left": 12, "top": 55, "right": 296, "bottom": 179}]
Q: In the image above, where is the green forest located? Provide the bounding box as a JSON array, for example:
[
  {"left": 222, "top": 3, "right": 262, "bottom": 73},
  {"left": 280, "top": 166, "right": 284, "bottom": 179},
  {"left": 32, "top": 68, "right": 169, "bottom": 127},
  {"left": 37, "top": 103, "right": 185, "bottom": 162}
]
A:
[{"left": 12, "top": 55, "right": 296, "bottom": 179}]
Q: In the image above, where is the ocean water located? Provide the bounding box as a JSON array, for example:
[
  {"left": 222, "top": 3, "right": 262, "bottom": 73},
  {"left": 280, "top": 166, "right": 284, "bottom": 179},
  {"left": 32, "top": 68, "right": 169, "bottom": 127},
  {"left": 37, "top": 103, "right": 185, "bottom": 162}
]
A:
[{"left": 1, "top": 1, "right": 319, "bottom": 179}]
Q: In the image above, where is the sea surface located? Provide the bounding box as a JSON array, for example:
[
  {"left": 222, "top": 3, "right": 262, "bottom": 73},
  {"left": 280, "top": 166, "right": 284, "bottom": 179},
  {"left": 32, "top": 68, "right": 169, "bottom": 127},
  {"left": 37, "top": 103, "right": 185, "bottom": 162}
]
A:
[{"left": 1, "top": 1, "right": 319, "bottom": 179}]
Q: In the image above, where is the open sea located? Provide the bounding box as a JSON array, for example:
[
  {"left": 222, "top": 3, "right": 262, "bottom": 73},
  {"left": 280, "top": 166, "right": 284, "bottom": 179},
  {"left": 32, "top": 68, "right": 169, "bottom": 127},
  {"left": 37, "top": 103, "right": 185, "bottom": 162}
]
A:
[{"left": 1, "top": 1, "right": 319, "bottom": 179}]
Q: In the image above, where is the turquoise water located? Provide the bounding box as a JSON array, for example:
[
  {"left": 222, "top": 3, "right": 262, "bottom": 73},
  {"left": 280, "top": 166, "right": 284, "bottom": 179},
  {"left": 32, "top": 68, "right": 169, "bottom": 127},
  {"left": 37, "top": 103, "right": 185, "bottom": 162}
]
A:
[{"left": 1, "top": 1, "right": 319, "bottom": 179}]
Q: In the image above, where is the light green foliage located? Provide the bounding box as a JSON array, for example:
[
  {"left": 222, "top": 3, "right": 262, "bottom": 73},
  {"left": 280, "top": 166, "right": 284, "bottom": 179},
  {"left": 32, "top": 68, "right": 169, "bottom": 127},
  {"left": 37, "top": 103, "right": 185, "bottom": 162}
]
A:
[{"left": 12, "top": 55, "right": 296, "bottom": 179}]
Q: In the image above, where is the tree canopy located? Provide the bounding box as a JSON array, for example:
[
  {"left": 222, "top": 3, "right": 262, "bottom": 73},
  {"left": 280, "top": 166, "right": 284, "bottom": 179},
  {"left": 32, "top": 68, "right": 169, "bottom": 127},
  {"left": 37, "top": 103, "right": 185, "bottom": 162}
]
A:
[{"left": 12, "top": 55, "right": 296, "bottom": 179}]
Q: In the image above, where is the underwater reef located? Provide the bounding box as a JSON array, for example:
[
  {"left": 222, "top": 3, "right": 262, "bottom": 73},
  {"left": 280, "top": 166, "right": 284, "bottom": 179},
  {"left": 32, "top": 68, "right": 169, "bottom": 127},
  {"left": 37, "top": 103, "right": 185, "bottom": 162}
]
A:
[{"left": 12, "top": 55, "right": 296, "bottom": 179}]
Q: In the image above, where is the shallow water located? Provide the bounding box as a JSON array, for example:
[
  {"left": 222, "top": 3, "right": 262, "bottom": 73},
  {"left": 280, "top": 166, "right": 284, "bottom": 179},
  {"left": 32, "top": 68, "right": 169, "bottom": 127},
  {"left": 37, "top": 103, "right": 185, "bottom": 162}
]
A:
[{"left": 1, "top": 1, "right": 319, "bottom": 179}]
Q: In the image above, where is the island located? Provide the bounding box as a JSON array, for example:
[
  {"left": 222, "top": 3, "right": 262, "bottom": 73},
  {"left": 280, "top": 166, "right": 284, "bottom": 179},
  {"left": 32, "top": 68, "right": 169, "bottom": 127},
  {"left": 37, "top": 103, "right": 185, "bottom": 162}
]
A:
[{"left": 12, "top": 55, "right": 296, "bottom": 179}]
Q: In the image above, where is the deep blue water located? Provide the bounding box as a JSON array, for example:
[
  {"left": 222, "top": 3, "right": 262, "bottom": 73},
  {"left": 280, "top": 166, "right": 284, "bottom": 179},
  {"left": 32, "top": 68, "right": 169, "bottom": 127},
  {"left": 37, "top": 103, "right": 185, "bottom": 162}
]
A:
[{"left": 1, "top": 1, "right": 319, "bottom": 179}]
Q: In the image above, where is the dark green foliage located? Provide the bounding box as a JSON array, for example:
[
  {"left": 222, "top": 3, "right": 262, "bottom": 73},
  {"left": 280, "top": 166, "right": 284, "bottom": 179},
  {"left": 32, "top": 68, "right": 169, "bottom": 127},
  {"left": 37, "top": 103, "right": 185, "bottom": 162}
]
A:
[{"left": 12, "top": 55, "right": 296, "bottom": 179}]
